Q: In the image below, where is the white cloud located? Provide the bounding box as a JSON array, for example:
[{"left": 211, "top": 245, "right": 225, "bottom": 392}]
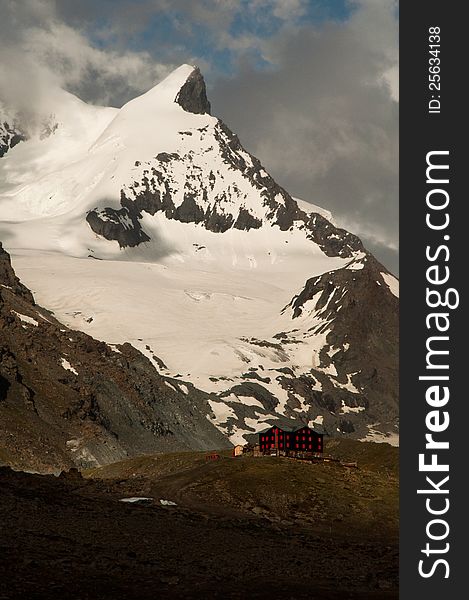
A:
[
  {"left": 0, "top": 2, "right": 172, "bottom": 120},
  {"left": 271, "top": 0, "right": 308, "bottom": 20},
  {"left": 25, "top": 22, "right": 173, "bottom": 106}
]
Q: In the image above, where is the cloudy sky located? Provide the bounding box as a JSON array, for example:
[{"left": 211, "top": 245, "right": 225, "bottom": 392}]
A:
[{"left": 1, "top": 0, "right": 398, "bottom": 274}]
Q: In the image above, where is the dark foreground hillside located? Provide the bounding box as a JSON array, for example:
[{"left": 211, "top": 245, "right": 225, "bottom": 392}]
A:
[{"left": 0, "top": 441, "right": 398, "bottom": 600}]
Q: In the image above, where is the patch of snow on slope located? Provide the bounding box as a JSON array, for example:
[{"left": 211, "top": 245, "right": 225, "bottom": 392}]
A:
[
  {"left": 340, "top": 400, "right": 364, "bottom": 414},
  {"left": 298, "top": 291, "right": 323, "bottom": 315},
  {"left": 347, "top": 260, "right": 364, "bottom": 271},
  {"left": 11, "top": 311, "right": 38, "bottom": 326},
  {"left": 321, "top": 362, "right": 337, "bottom": 377},
  {"left": 334, "top": 374, "right": 359, "bottom": 394},
  {"left": 61, "top": 357, "right": 78, "bottom": 375},
  {"left": 228, "top": 428, "right": 255, "bottom": 446},
  {"left": 226, "top": 394, "right": 264, "bottom": 409},
  {"left": 37, "top": 312, "right": 53, "bottom": 323},
  {"left": 359, "top": 425, "right": 399, "bottom": 447},
  {"left": 208, "top": 400, "right": 236, "bottom": 424},
  {"left": 328, "top": 346, "right": 341, "bottom": 358},
  {"left": 381, "top": 272, "right": 399, "bottom": 298},
  {"left": 245, "top": 415, "right": 274, "bottom": 430},
  {"left": 294, "top": 197, "right": 336, "bottom": 225},
  {"left": 120, "top": 497, "right": 153, "bottom": 504},
  {"left": 292, "top": 393, "right": 311, "bottom": 414},
  {"left": 107, "top": 344, "right": 122, "bottom": 354},
  {"left": 252, "top": 379, "right": 290, "bottom": 415},
  {"left": 164, "top": 381, "right": 179, "bottom": 393}
]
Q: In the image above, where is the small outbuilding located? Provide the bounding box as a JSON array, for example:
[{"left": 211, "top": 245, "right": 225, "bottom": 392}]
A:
[{"left": 232, "top": 444, "right": 244, "bottom": 457}]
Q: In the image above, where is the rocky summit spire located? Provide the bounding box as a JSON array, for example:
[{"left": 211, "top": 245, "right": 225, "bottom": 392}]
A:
[{"left": 175, "top": 66, "right": 211, "bottom": 115}]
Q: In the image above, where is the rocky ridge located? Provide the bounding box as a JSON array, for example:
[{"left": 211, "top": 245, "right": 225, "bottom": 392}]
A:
[
  {"left": 213, "top": 252, "right": 399, "bottom": 444},
  {"left": 86, "top": 113, "right": 364, "bottom": 261}
]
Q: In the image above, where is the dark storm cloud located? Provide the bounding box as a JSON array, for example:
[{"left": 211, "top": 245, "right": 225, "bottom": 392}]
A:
[{"left": 210, "top": 2, "right": 398, "bottom": 273}]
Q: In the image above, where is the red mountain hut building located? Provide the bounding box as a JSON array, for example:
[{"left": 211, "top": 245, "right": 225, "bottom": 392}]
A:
[{"left": 258, "top": 425, "right": 323, "bottom": 455}]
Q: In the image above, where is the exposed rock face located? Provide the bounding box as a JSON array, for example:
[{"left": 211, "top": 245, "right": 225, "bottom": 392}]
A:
[
  {"left": 203, "top": 252, "right": 398, "bottom": 444},
  {"left": 0, "top": 121, "right": 26, "bottom": 158},
  {"left": 90, "top": 116, "right": 364, "bottom": 259},
  {"left": 284, "top": 254, "right": 399, "bottom": 437},
  {"left": 0, "top": 244, "right": 230, "bottom": 473},
  {"left": 175, "top": 67, "right": 211, "bottom": 115},
  {"left": 86, "top": 207, "right": 150, "bottom": 248},
  {"left": 0, "top": 243, "right": 34, "bottom": 303}
]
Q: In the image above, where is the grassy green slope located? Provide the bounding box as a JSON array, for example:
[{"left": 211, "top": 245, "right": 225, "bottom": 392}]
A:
[{"left": 84, "top": 439, "right": 398, "bottom": 541}]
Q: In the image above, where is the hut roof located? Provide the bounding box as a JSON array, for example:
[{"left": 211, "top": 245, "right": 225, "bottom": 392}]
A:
[
  {"left": 257, "top": 425, "right": 299, "bottom": 434},
  {"left": 257, "top": 424, "right": 323, "bottom": 435}
]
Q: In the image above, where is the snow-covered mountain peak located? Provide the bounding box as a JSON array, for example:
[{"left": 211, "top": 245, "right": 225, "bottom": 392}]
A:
[
  {"left": 0, "top": 65, "right": 398, "bottom": 447},
  {"left": 89, "top": 65, "right": 214, "bottom": 160},
  {"left": 0, "top": 63, "right": 363, "bottom": 263},
  {"left": 125, "top": 63, "right": 211, "bottom": 115}
]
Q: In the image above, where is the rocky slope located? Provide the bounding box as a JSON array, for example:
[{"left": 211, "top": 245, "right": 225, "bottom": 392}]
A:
[
  {"left": 0, "top": 243, "right": 229, "bottom": 473},
  {"left": 275, "top": 252, "right": 399, "bottom": 438}
]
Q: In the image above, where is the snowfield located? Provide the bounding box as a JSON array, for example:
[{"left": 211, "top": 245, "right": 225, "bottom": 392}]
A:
[{"left": 11, "top": 226, "right": 346, "bottom": 393}]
